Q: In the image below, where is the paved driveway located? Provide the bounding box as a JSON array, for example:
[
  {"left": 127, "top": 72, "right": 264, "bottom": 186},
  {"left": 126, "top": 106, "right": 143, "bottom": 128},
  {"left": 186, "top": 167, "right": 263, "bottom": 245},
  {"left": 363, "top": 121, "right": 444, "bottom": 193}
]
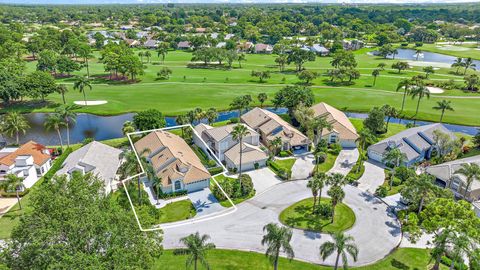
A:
[
  {"left": 245, "top": 168, "right": 282, "bottom": 194},
  {"left": 291, "top": 153, "right": 315, "bottom": 180},
  {"left": 187, "top": 188, "right": 225, "bottom": 217},
  {"left": 329, "top": 148, "right": 359, "bottom": 175},
  {"left": 357, "top": 160, "right": 386, "bottom": 193},
  {"left": 163, "top": 181, "right": 401, "bottom": 266},
  {"left": 0, "top": 198, "right": 17, "bottom": 216}
]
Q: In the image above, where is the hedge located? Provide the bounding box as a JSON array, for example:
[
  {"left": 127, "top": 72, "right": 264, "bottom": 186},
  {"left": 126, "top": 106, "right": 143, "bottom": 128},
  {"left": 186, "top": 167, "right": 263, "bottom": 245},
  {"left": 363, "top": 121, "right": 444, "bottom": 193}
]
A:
[
  {"left": 159, "top": 190, "right": 188, "bottom": 199},
  {"left": 267, "top": 160, "right": 291, "bottom": 180},
  {"left": 0, "top": 189, "right": 30, "bottom": 198},
  {"left": 208, "top": 166, "right": 224, "bottom": 175},
  {"left": 42, "top": 147, "right": 73, "bottom": 184}
]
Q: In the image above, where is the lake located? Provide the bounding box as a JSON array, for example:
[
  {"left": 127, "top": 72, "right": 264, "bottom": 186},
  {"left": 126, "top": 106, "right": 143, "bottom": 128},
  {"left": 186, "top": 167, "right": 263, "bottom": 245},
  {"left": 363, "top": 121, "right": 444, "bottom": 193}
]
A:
[
  {"left": 5, "top": 108, "right": 478, "bottom": 146},
  {"left": 370, "top": 48, "right": 480, "bottom": 67}
]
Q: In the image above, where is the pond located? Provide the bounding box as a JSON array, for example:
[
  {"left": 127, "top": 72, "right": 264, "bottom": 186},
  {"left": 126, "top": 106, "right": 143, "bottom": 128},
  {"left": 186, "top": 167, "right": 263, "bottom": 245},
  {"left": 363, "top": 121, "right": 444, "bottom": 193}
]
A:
[
  {"left": 4, "top": 108, "right": 478, "bottom": 146},
  {"left": 370, "top": 48, "right": 480, "bottom": 67}
]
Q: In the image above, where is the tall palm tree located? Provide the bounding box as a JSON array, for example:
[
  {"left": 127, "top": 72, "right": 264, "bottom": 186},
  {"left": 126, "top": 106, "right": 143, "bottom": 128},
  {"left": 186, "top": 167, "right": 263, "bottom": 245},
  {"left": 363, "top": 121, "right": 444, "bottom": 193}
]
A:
[
  {"left": 433, "top": 100, "right": 454, "bottom": 123},
  {"left": 147, "top": 165, "right": 162, "bottom": 204},
  {"left": 176, "top": 114, "right": 189, "bottom": 139},
  {"left": 355, "top": 129, "right": 376, "bottom": 153},
  {"left": 261, "top": 223, "right": 295, "bottom": 270},
  {"left": 179, "top": 232, "right": 216, "bottom": 270},
  {"left": 396, "top": 79, "right": 412, "bottom": 113},
  {"left": 258, "top": 92, "right": 268, "bottom": 108},
  {"left": 319, "top": 232, "right": 359, "bottom": 270},
  {"left": 120, "top": 149, "right": 151, "bottom": 205},
  {"left": 269, "top": 136, "right": 282, "bottom": 156},
  {"left": 144, "top": 51, "right": 152, "bottom": 63},
  {"left": 73, "top": 76, "right": 92, "bottom": 106},
  {"left": 55, "top": 84, "right": 69, "bottom": 104},
  {"left": 156, "top": 45, "right": 168, "bottom": 63},
  {"left": 231, "top": 124, "right": 250, "bottom": 179},
  {"left": 2, "top": 112, "right": 30, "bottom": 145},
  {"left": 455, "top": 163, "right": 480, "bottom": 198},
  {"left": 55, "top": 105, "right": 77, "bottom": 148},
  {"left": 312, "top": 116, "right": 333, "bottom": 145},
  {"left": 308, "top": 172, "right": 327, "bottom": 212},
  {"left": 371, "top": 69, "right": 380, "bottom": 86},
  {"left": 138, "top": 51, "right": 144, "bottom": 63},
  {"left": 451, "top": 57, "right": 464, "bottom": 74},
  {"left": 415, "top": 49, "right": 422, "bottom": 61},
  {"left": 463, "top": 57, "right": 476, "bottom": 75},
  {"left": 381, "top": 104, "right": 398, "bottom": 130},
  {"left": 78, "top": 44, "right": 92, "bottom": 78},
  {"left": 382, "top": 148, "right": 407, "bottom": 190},
  {"left": 327, "top": 185, "right": 345, "bottom": 223},
  {"left": 2, "top": 174, "right": 25, "bottom": 210},
  {"left": 409, "top": 85, "right": 430, "bottom": 125},
  {"left": 237, "top": 53, "right": 246, "bottom": 68},
  {"left": 205, "top": 108, "right": 218, "bottom": 125},
  {"left": 44, "top": 113, "right": 66, "bottom": 150}
]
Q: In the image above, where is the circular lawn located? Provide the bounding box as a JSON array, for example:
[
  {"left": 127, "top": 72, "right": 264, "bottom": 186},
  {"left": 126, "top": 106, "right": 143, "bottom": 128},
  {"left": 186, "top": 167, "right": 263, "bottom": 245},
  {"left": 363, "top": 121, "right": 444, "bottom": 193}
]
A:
[{"left": 279, "top": 197, "right": 355, "bottom": 233}]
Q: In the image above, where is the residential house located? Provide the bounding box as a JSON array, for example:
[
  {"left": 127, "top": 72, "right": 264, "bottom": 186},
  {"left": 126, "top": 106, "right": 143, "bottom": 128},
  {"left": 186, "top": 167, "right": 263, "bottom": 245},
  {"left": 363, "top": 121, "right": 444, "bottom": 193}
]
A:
[
  {"left": 125, "top": 39, "right": 140, "bottom": 47},
  {"left": 134, "top": 130, "right": 211, "bottom": 194},
  {"left": 143, "top": 39, "right": 159, "bottom": 49},
  {"left": 311, "top": 102, "right": 358, "bottom": 148},
  {"left": 56, "top": 141, "right": 123, "bottom": 194},
  {"left": 193, "top": 123, "right": 268, "bottom": 171},
  {"left": 425, "top": 155, "right": 480, "bottom": 202},
  {"left": 342, "top": 39, "right": 364, "bottom": 51},
  {"left": 241, "top": 108, "right": 311, "bottom": 152},
  {"left": 368, "top": 124, "right": 455, "bottom": 167},
  {"left": 216, "top": 42, "right": 226, "bottom": 48},
  {"left": 195, "top": 27, "right": 207, "bottom": 34},
  {"left": 309, "top": 44, "right": 330, "bottom": 56},
  {"left": 225, "top": 34, "right": 235, "bottom": 40},
  {"left": 177, "top": 41, "right": 192, "bottom": 50},
  {"left": 254, "top": 43, "right": 273, "bottom": 54},
  {"left": 237, "top": 41, "right": 254, "bottom": 52},
  {"left": 0, "top": 141, "right": 52, "bottom": 188}
]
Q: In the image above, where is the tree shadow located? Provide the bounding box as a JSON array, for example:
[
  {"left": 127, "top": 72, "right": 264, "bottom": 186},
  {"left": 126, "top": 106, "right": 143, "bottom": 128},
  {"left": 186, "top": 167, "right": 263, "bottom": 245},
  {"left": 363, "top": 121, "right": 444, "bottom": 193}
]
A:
[{"left": 0, "top": 100, "right": 59, "bottom": 113}]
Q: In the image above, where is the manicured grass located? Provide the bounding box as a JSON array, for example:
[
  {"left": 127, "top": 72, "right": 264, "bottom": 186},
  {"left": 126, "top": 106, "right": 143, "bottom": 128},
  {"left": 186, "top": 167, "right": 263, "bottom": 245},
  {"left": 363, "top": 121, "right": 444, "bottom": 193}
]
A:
[
  {"left": 272, "top": 158, "right": 296, "bottom": 172},
  {"left": 154, "top": 248, "right": 445, "bottom": 270},
  {"left": 314, "top": 151, "right": 338, "bottom": 173},
  {"left": 158, "top": 200, "right": 196, "bottom": 224},
  {"left": 9, "top": 49, "right": 480, "bottom": 126},
  {"left": 381, "top": 174, "right": 404, "bottom": 196},
  {"left": 419, "top": 43, "right": 480, "bottom": 60},
  {"left": 279, "top": 197, "right": 355, "bottom": 233},
  {"left": 350, "top": 118, "right": 407, "bottom": 140},
  {"left": 211, "top": 174, "right": 255, "bottom": 207}
]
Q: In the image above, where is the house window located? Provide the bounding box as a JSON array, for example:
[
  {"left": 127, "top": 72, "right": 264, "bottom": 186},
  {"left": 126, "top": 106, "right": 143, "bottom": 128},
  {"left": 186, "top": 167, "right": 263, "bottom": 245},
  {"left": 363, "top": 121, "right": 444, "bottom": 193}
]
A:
[
  {"left": 174, "top": 181, "right": 182, "bottom": 191},
  {"left": 450, "top": 177, "right": 461, "bottom": 192},
  {"left": 330, "top": 134, "right": 337, "bottom": 144}
]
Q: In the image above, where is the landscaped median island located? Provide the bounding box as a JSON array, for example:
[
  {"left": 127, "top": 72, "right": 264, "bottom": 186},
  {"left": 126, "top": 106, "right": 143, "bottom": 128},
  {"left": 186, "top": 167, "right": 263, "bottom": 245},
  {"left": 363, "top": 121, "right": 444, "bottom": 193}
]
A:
[
  {"left": 155, "top": 248, "right": 447, "bottom": 270},
  {"left": 267, "top": 158, "right": 296, "bottom": 180},
  {"left": 279, "top": 197, "right": 356, "bottom": 233}
]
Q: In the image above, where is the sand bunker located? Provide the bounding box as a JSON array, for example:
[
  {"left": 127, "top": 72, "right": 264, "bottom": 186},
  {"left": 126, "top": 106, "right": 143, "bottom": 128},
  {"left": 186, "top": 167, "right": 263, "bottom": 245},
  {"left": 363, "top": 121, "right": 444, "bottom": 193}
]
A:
[
  {"left": 437, "top": 45, "right": 470, "bottom": 52},
  {"left": 407, "top": 61, "right": 451, "bottom": 68},
  {"left": 74, "top": 100, "right": 108, "bottom": 106},
  {"left": 426, "top": 86, "right": 445, "bottom": 94}
]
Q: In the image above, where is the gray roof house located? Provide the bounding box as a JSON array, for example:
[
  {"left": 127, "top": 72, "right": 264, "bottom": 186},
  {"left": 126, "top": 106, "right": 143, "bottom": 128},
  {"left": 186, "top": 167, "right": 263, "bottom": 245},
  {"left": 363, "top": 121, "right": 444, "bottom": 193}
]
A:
[
  {"left": 310, "top": 44, "right": 330, "bottom": 56},
  {"left": 426, "top": 155, "right": 480, "bottom": 202},
  {"left": 367, "top": 123, "right": 455, "bottom": 166},
  {"left": 56, "top": 141, "right": 123, "bottom": 194}
]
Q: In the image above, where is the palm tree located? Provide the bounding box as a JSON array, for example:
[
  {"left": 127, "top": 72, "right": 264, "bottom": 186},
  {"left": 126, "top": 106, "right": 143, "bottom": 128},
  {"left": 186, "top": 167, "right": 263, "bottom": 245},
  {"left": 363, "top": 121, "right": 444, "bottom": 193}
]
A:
[
  {"left": 294, "top": 104, "right": 315, "bottom": 140},
  {"left": 258, "top": 92, "right": 268, "bottom": 108},
  {"left": 382, "top": 148, "right": 407, "bottom": 190},
  {"left": 319, "top": 232, "right": 359, "bottom": 270},
  {"left": 205, "top": 108, "right": 218, "bottom": 125},
  {"left": 55, "top": 84, "right": 68, "bottom": 104},
  {"left": 119, "top": 149, "right": 151, "bottom": 205},
  {"left": 144, "top": 51, "right": 152, "bottom": 63},
  {"left": 463, "top": 57, "right": 476, "bottom": 75},
  {"left": 55, "top": 105, "right": 77, "bottom": 148},
  {"left": 415, "top": 49, "right": 422, "bottom": 61},
  {"left": 156, "top": 45, "right": 168, "bottom": 63},
  {"left": 409, "top": 85, "right": 430, "bottom": 125},
  {"left": 327, "top": 185, "right": 345, "bottom": 223},
  {"left": 176, "top": 114, "right": 189, "bottom": 138},
  {"left": 122, "top": 120, "right": 136, "bottom": 135},
  {"left": 308, "top": 172, "right": 327, "bottom": 212},
  {"left": 269, "top": 137, "right": 282, "bottom": 156},
  {"left": 451, "top": 57, "right": 464, "bottom": 74},
  {"left": 455, "top": 163, "right": 480, "bottom": 198},
  {"left": 433, "top": 100, "right": 454, "bottom": 123},
  {"left": 73, "top": 76, "right": 92, "bottom": 106},
  {"left": 312, "top": 116, "right": 333, "bottom": 145},
  {"left": 179, "top": 232, "right": 216, "bottom": 270},
  {"left": 261, "top": 223, "right": 295, "bottom": 270},
  {"left": 231, "top": 124, "right": 250, "bottom": 179},
  {"left": 44, "top": 113, "right": 66, "bottom": 150},
  {"left": 371, "top": 69, "right": 380, "bottom": 86},
  {"left": 148, "top": 166, "right": 162, "bottom": 204},
  {"left": 138, "top": 51, "right": 144, "bottom": 63},
  {"left": 381, "top": 104, "right": 398, "bottom": 130},
  {"left": 2, "top": 112, "right": 30, "bottom": 145},
  {"left": 355, "top": 129, "right": 376, "bottom": 153},
  {"left": 396, "top": 79, "right": 412, "bottom": 113},
  {"left": 237, "top": 53, "right": 246, "bottom": 68},
  {"left": 2, "top": 174, "right": 25, "bottom": 210},
  {"left": 78, "top": 45, "right": 92, "bottom": 78}
]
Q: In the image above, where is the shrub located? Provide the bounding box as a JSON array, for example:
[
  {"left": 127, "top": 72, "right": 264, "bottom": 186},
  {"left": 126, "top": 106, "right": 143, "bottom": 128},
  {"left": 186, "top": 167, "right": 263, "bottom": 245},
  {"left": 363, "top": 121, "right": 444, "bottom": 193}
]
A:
[
  {"left": 395, "top": 166, "right": 415, "bottom": 183},
  {"left": 208, "top": 166, "right": 224, "bottom": 175},
  {"left": 316, "top": 152, "right": 327, "bottom": 163},
  {"left": 43, "top": 147, "right": 73, "bottom": 183},
  {"left": 278, "top": 150, "right": 293, "bottom": 157},
  {"left": 329, "top": 143, "right": 342, "bottom": 155},
  {"left": 375, "top": 186, "right": 388, "bottom": 197},
  {"left": 159, "top": 190, "right": 188, "bottom": 199},
  {"left": 441, "top": 256, "right": 468, "bottom": 270},
  {"left": 239, "top": 174, "right": 254, "bottom": 196},
  {"left": 315, "top": 139, "right": 328, "bottom": 153},
  {"left": 254, "top": 162, "right": 259, "bottom": 170},
  {"left": 207, "top": 159, "right": 217, "bottom": 167},
  {"left": 82, "top": 137, "right": 94, "bottom": 146},
  {"left": 392, "top": 177, "right": 402, "bottom": 187},
  {"left": 314, "top": 202, "right": 333, "bottom": 218},
  {"left": 229, "top": 117, "right": 239, "bottom": 124}
]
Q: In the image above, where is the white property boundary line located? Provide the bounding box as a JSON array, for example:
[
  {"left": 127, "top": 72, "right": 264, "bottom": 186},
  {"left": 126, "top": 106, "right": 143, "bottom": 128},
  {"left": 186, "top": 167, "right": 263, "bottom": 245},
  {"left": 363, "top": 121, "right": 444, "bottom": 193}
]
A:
[{"left": 122, "top": 124, "right": 237, "bottom": 232}]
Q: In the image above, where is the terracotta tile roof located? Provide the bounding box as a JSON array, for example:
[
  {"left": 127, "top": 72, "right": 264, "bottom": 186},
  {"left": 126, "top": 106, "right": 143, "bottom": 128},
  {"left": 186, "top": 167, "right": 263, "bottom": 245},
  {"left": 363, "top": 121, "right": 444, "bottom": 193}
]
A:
[
  {"left": 311, "top": 102, "right": 359, "bottom": 141},
  {"left": 0, "top": 141, "right": 51, "bottom": 166},
  {"left": 224, "top": 142, "right": 268, "bottom": 165},
  {"left": 134, "top": 131, "right": 211, "bottom": 187},
  {"left": 241, "top": 108, "right": 310, "bottom": 147}
]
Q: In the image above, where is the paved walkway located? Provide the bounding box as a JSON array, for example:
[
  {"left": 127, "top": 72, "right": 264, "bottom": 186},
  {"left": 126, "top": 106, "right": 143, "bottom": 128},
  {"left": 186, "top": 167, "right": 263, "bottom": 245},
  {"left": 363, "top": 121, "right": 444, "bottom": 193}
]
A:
[
  {"left": 0, "top": 198, "right": 18, "bottom": 217},
  {"left": 329, "top": 148, "right": 359, "bottom": 175},
  {"left": 357, "top": 160, "right": 386, "bottom": 193},
  {"left": 291, "top": 153, "right": 315, "bottom": 180}
]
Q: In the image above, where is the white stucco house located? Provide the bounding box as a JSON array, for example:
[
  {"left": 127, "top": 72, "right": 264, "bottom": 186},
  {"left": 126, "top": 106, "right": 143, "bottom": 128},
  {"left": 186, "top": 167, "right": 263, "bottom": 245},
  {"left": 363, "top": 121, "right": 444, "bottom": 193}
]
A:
[{"left": 0, "top": 141, "right": 52, "bottom": 189}]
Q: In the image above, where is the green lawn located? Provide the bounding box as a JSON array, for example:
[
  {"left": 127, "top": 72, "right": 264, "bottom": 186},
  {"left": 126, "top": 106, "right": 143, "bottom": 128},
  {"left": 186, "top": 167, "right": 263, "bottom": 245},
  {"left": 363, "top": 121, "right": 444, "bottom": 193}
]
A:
[
  {"left": 158, "top": 200, "right": 196, "bottom": 224},
  {"left": 7, "top": 49, "right": 480, "bottom": 126},
  {"left": 419, "top": 43, "right": 480, "bottom": 61},
  {"left": 350, "top": 118, "right": 407, "bottom": 140},
  {"left": 381, "top": 173, "right": 404, "bottom": 196},
  {"left": 211, "top": 174, "right": 255, "bottom": 207},
  {"left": 279, "top": 197, "right": 355, "bottom": 233},
  {"left": 314, "top": 151, "right": 338, "bottom": 173},
  {"left": 272, "top": 158, "right": 296, "bottom": 172},
  {"left": 154, "top": 248, "right": 446, "bottom": 270}
]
